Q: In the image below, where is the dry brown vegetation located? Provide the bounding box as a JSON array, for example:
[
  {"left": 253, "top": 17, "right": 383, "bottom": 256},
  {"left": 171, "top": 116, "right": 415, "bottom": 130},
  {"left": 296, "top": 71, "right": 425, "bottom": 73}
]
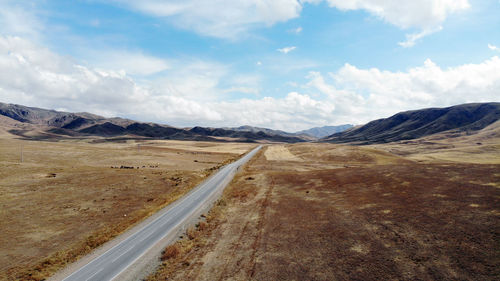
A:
[
  {"left": 373, "top": 121, "right": 500, "bottom": 165},
  {"left": 0, "top": 133, "right": 254, "bottom": 281},
  {"left": 147, "top": 196, "right": 232, "bottom": 280},
  {"left": 149, "top": 137, "right": 500, "bottom": 280}
]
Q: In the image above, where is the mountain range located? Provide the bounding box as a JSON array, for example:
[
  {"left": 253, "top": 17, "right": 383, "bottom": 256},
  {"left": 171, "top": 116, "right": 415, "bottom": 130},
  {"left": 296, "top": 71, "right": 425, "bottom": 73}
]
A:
[
  {"left": 0, "top": 102, "right": 350, "bottom": 142},
  {"left": 223, "top": 125, "right": 354, "bottom": 140},
  {"left": 296, "top": 125, "right": 354, "bottom": 138},
  {"left": 1, "top": 102, "right": 498, "bottom": 144}
]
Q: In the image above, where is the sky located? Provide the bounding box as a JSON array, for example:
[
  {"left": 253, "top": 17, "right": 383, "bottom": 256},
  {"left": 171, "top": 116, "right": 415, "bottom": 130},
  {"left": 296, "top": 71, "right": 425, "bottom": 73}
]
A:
[{"left": 0, "top": 0, "right": 499, "bottom": 131}]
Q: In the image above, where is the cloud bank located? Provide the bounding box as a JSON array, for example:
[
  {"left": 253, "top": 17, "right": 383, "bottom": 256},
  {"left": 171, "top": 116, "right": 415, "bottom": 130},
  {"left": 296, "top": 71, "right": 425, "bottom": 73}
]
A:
[{"left": 1, "top": 35, "right": 499, "bottom": 131}]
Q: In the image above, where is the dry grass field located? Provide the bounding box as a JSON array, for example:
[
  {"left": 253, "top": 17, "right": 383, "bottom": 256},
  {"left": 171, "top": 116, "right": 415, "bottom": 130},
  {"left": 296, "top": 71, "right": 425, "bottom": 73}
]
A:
[
  {"left": 0, "top": 132, "right": 254, "bottom": 281},
  {"left": 148, "top": 139, "right": 500, "bottom": 280},
  {"left": 373, "top": 121, "right": 500, "bottom": 165}
]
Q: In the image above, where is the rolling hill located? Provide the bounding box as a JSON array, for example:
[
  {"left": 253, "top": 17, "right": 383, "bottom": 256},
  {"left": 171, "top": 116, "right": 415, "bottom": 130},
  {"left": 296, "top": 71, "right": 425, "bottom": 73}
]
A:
[
  {"left": 323, "top": 103, "right": 500, "bottom": 144},
  {"left": 0, "top": 102, "right": 308, "bottom": 143}
]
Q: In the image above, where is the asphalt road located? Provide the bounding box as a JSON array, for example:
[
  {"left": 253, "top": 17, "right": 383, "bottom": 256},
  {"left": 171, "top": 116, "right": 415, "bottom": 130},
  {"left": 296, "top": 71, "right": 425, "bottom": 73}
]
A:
[{"left": 62, "top": 145, "right": 261, "bottom": 281}]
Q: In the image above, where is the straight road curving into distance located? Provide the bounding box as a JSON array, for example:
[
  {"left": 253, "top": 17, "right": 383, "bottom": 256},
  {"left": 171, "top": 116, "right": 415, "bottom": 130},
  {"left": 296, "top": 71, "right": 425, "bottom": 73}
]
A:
[{"left": 61, "top": 145, "right": 262, "bottom": 281}]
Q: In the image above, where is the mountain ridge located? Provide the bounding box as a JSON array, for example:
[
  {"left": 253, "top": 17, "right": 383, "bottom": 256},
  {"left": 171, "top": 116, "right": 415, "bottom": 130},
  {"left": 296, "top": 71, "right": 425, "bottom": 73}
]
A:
[
  {"left": 0, "top": 102, "right": 308, "bottom": 142},
  {"left": 323, "top": 102, "right": 500, "bottom": 144}
]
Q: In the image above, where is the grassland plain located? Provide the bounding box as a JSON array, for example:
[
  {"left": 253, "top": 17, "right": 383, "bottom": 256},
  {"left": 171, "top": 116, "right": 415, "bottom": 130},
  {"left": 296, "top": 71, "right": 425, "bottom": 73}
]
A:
[
  {"left": 0, "top": 134, "right": 254, "bottom": 281},
  {"left": 148, "top": 142, "right": 499, "bottom": 281}
]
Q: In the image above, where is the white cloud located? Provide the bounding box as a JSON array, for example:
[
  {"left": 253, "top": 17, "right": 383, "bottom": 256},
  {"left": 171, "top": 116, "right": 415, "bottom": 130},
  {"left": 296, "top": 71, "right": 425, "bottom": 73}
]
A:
[
  {"left": 222, "top": 74, "right": 262, "bottom": 96},
  {"left": 1, "top": 35, "right": 499, "bottom": 131},
  {"left": 111, "top": 0, "right": 303, "bottom": 39},
  {"left": 325, "top": 0, "right": 470, "bottom": 47},
  {"left": 151, "top": 60, "right": 229, "bottom": 101},
  {"left": 0, "top": 35, "right": 220, "bottom": 121},
  {"left": 488, "top": 44, "right": 499, "bottom": 52},
  {"left": 289, "top": 26, "right": 303, "bottom": 34},
  {"left": 1, "top": 0, "right": 469, "bottom": 48},
  {"left": 398, "top": 26, "right": 442, "bottom": 48},
  {"left": 304, "top": 56, "right": 500, "bottom": 124},
  {"left": 222, "top": 87, "right": 259, "bottom": 96},
  {"left": 0, "top": 2, "right": 169, "bottom": 77},
  {"left": 277, "top": 46, "right": 297, "bottom": 54},
  {"left": 0, "top": 35, "right": 334, "bottom": 130},
  {"left": 0, "top": 1, "right": 44, "bottom": 40},
  {"left": 325, "top": 0, "right": 470, "bottom": 30},
  {"left": 107, "top": 0, "right": 469, "bottom": 44},
  {"left": 86, "top": 50, "right": 170, "bottom": 76},
  {"left": 214, "top": 92, "right": 335, "bottom": 131}
]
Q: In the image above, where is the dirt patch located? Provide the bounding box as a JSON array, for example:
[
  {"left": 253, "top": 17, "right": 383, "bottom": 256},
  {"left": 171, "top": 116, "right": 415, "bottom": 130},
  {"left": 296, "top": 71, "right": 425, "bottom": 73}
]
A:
[
  {"left": 148, "top": 143, "right": 500, "bottom": 281},
  {"left": 264, "top": 145, "right": 301, "bottom": 161}
]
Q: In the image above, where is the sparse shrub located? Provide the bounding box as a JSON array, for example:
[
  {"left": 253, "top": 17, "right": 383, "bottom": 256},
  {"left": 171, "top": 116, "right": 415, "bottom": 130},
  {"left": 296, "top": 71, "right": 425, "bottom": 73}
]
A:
[
  {"left": 217, "top": 199, "right": 226, "bottom": 206},
  {"left": 161, "top": 244, "right": 180, "bottom": 261},
  {"left": 198, "top": 221, "right": 208, "bottom": 231},
  {"left": 186, "top": 227, "right": 197, "bottom": 240},
  {"left": 230, "top": 187, "right": 254, "bottom": 201}
]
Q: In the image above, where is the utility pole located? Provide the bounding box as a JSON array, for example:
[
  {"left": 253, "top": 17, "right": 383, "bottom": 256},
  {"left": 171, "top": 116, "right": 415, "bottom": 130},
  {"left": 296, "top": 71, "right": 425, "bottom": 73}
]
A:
[{"left": 20, "top": 144, "right": 23, "bottom": 163}]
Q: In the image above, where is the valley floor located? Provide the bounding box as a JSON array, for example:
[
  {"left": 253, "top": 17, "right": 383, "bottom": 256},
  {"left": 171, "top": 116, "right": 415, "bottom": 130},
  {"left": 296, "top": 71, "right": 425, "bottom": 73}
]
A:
[
  {"left": 0, "top": 136, "right": 253, "bottom": 280},
  {"left": 148, "top": 143, "right": 500, "bottom": 280}
]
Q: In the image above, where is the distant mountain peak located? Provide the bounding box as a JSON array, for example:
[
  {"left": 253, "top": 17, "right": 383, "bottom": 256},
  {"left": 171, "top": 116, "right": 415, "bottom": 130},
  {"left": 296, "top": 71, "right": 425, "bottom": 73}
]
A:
[{"left": 296, "top": 125, "right": 353, "bottom": 138}]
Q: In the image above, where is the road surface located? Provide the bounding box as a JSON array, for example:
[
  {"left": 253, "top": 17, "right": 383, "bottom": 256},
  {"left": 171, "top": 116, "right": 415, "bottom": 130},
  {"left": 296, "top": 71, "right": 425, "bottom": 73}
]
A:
[{"left": 62, "top": 145, "right": 261, "bottom": 281}]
